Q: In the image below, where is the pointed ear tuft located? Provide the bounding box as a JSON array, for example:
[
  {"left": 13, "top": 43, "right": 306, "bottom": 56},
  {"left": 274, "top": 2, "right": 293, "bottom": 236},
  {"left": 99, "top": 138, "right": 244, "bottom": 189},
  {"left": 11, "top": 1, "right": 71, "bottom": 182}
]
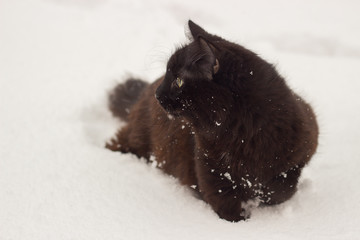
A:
[{"left": 188, "top": 20, "right": 207, "bottom": 40}]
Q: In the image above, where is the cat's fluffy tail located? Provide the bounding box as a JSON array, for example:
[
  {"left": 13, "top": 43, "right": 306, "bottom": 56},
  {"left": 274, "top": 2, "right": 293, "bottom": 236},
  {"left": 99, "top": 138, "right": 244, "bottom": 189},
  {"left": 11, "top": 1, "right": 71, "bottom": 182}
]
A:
[{"left": 108, "top": 78, "right": 148, "bottom": 121}]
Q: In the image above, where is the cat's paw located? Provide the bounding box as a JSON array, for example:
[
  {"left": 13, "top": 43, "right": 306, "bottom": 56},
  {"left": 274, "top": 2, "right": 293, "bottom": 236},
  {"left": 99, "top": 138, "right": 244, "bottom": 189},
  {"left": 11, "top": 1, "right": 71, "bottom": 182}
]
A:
[
  {"left": 216, "top": 209, "right": 247, "bottom": 222},
  {"left": 212, "top": 201, "right": 248, "bottom": 222},
  {"left": 105, "top": 138, "right": 123, "bottom": 152}
]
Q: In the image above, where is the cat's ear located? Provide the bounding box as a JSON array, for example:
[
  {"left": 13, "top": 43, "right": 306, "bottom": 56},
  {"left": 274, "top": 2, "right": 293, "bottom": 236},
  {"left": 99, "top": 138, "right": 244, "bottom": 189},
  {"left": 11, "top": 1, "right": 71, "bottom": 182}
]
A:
[
  {"left": 188, "top": 20, "right": 208, "bottom": 40},
  {"left": 199, "top": 38, "right": 220, "bottom": 75},
  {"left": 213, "top": 58, "right": 219, "bottom": 74},
  {"left": 193, "top": 37, "right": 220, "bottom": 78},
  {"left": 187, "top": 20, "right": 221, "bottom": 43}
]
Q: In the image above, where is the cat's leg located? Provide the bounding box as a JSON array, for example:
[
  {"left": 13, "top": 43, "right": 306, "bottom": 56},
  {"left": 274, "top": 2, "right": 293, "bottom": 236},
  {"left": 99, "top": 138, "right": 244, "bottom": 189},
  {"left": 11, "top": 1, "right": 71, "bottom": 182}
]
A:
[
  {"left": 261, "top": 165, "right": 304, "bottom": 205},
  {"left": 203, "top": 185, "right": 250, "bottom": 222},
  {"left": 106, "top": 125, "right": 151, "bottom": 160},
  {"left": 195, "top": 164, "right": 252, "bottom": 222},
  {"left": 105, "top": 126, "right": 132, "bottom": 152}
]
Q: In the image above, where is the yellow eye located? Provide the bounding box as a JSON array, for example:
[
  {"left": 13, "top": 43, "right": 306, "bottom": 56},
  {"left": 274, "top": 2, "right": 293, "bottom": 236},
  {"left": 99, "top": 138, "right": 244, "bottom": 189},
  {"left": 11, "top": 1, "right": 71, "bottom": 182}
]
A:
[{"left": 175, "top": 77, "right": 184, "bottom": 88}]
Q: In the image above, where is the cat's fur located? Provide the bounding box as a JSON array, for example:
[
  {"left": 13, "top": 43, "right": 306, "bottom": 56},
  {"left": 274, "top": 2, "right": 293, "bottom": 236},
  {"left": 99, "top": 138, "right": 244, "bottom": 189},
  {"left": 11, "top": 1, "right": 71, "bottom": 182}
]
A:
[{"left": 106, "top": 20, "right": 318, "bottom": 222}]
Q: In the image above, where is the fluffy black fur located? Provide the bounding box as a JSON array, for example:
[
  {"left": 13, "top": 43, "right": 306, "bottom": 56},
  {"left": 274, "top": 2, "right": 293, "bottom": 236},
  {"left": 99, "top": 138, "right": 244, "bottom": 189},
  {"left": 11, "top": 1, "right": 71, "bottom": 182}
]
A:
[{"left": 106, "top": 20, "right": 319, "bottom": 222}]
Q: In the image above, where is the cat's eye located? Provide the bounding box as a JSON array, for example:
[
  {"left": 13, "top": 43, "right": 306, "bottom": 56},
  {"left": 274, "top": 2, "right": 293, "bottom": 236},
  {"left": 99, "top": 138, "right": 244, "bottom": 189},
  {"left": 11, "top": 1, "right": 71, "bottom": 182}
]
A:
[{"left": 175, "top": 77, "right": 184, "bottom": 88}]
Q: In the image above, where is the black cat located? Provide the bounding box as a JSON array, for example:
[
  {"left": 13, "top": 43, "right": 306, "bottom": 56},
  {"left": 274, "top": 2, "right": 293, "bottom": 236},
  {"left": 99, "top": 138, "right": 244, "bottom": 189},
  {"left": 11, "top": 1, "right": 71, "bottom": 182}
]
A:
[{"left": 106, "top": 20, "right": 319, "bottom": 222}]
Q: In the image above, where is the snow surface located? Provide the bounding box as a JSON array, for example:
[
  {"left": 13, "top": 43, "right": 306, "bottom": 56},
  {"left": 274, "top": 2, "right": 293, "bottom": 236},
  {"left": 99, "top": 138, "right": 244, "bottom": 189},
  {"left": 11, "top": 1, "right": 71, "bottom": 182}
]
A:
[{"left": 1, "top": 0, "right": 360, "bottom": 239}]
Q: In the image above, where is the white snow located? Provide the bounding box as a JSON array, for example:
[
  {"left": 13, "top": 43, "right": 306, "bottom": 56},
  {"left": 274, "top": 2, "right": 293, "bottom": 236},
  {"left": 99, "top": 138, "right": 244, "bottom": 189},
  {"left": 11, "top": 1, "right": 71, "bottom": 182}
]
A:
[
  {"left": 224, "top": 172, "right": 233, "bottom": 181},
  {"left": 167, "top": 114, "right": 174, "bottom": 120},
  {"left": 280, "top": 172, "right": 288, "bottom": 178},
  {"left": 1, "top": 0, "right": 360, "bottom": 239}
]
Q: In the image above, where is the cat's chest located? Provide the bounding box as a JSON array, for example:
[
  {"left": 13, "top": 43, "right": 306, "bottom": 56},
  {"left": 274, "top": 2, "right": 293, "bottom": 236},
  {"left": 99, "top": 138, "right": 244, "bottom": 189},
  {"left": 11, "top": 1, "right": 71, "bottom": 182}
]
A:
[{"left": 194, "top": 136, "right": 265, "bottom": 178}]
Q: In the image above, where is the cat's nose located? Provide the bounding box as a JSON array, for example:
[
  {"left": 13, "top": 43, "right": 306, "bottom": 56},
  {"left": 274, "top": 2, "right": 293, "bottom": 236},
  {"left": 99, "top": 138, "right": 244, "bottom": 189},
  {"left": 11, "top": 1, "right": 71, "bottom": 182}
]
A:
[
  {"left": 155, "top": 87, "right": 164, "bottom": 102},
  {"left": 155, "top": 92, "right": 163, "bottom": 103},
  {"left": 155, "top": 92, "right": 165, "bottom": 104},
  {"left": 155, "top": 93, "right": 167, "bottom": 104}
]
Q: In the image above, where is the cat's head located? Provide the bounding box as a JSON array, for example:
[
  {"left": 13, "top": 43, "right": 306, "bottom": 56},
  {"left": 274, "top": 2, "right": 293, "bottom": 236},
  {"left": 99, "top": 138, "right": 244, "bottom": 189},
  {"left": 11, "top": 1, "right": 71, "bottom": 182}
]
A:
[{"left": 155, "top": 20, "right": 225, "bottom": 117}]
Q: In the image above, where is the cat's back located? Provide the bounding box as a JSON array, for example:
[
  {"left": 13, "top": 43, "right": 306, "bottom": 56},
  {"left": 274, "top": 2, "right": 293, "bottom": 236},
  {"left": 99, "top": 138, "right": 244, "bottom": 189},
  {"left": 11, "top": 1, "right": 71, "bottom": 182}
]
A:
[{"left": 292, "top": 93, "right": 319, "bottom": 164}]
